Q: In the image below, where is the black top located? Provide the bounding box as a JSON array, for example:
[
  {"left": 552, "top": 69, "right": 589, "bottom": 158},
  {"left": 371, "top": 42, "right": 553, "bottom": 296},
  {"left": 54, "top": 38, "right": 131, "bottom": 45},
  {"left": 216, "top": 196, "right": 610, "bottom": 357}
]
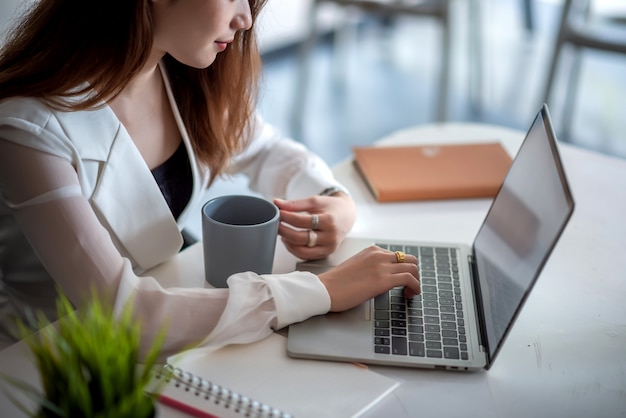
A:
[{"left": 150, "top": 141, "right": 193, "bottom": 220}]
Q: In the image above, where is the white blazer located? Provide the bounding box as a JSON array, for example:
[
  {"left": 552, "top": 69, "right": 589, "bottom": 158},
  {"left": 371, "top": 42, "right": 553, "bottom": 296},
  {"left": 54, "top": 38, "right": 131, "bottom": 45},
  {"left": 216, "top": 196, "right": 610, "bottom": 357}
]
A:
[
  {"left": 0, "top": 69, "right": 340, "bottom": 351},
  {"left": 0, "top": 70, "right": 342, "bottom": 273}
]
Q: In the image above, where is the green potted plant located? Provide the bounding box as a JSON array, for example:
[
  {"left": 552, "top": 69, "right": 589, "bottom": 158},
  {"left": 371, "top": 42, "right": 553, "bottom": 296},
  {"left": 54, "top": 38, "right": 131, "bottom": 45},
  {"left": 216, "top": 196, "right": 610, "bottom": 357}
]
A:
[{"left": 1, "top": 291, "right": 167, "bottom": 417}]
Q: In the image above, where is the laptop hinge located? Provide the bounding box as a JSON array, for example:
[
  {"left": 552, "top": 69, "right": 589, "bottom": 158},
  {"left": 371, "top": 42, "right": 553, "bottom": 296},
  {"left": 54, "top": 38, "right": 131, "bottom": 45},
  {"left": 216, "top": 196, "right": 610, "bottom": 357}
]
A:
[{"left": 468, "top": 253, "right": 490, "bottom": 360}]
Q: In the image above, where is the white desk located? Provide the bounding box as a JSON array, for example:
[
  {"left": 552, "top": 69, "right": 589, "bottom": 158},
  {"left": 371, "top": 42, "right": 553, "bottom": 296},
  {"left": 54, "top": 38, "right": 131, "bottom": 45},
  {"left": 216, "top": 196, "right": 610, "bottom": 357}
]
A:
[
  {"left": 1, "top": 123, "right": 625, "bottom": 418},
  {"left": 333, "top": 123, "right": 626, "bottom": 418}
]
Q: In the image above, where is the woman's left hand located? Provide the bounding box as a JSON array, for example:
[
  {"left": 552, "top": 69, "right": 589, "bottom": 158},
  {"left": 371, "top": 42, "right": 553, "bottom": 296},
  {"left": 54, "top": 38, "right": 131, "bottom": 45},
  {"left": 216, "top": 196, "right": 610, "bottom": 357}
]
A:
[{"left": 274, "top": 193, "right": 356, "bottom": 260}]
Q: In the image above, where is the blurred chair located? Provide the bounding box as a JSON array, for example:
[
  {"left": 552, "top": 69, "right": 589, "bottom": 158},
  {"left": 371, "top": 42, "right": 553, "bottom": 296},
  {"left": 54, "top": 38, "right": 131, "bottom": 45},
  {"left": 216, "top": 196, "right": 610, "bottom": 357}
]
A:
[
  {"left": 522, "top": 0, "right": 534, "bottom": 32},
  {"left": 542, "top": 0, "right": 626, "bottom": 140},
  {"left": 290, "top": 0, "right": 482, "bottom": 138}
]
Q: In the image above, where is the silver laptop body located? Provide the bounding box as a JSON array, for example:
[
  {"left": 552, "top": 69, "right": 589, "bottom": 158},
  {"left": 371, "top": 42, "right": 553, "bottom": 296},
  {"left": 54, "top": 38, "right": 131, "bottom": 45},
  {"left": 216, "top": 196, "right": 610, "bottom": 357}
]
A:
[{"left": 287, "top": 105, "right": 575, "bottom": 371}]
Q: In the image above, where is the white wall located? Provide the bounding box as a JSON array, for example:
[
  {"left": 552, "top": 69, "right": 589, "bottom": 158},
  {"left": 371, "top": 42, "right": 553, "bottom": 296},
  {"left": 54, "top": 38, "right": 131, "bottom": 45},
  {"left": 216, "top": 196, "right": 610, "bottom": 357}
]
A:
[
  {"left": 1, "top": 0, "right": 21, "bottom": 41},
  {"left": 258, "top": 0, "right": 344, "bottom": 53},
  {"left": 0, "top": 0, "right": 37, "bottom": 42},
  {"left": 257, "top": 0, "right": 313, "bottom": 52}
]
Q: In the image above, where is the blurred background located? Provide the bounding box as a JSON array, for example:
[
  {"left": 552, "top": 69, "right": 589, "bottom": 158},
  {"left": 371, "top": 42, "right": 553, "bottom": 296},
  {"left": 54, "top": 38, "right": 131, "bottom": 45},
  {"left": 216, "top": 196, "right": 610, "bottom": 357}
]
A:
[
  {"left": 255, "top": 0, "right": 626, "bottom": 165},
  {"left": 1, "top": 0, "right": 625, "bottom": 167}
]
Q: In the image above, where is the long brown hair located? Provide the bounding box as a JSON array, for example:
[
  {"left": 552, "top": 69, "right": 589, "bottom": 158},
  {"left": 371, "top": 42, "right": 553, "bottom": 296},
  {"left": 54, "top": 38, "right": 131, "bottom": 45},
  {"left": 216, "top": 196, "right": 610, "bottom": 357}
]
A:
[{"left": 0, "top": 0, "right": 267, "bottom": 182}]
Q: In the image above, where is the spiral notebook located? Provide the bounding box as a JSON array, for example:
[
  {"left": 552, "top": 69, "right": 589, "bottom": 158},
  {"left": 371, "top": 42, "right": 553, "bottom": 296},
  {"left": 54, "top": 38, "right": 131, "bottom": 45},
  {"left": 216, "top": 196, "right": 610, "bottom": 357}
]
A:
[{"left": 147, "top": 333, "right": 399, "bottom": 418}]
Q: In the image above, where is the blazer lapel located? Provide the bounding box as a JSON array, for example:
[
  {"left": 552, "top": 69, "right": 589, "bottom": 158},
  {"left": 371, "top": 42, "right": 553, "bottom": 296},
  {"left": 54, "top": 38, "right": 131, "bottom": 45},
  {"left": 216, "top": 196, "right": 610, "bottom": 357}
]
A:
[
  {"left": 159, "top": 62, "right": 210, "bottom": 229},
  {"left": 80, "top": 107, "right": 183, "bottom": 271}
]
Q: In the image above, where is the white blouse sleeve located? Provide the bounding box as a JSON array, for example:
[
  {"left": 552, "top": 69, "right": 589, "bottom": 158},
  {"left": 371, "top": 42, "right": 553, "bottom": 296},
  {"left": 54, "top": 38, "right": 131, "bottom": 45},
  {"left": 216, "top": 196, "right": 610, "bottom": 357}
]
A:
[
  {"left": 0, "top": 138, "right": 331, "bottom": 358},
  {"left": 228, "top": 114, "right": 348, "bottom": 199}
]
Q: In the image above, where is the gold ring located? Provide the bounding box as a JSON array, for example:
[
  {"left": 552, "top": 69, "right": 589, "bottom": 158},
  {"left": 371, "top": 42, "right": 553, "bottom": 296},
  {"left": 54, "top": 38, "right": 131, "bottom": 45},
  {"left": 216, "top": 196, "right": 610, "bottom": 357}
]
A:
[
  {"left": 311, "top": 214, "right": 319, "bottom": 230},
  {"left": 394, "top": 251, "right": 406, "bottom": 263},
  {"left": 306, "top": 230, "right": 318, "bottom": 247}
]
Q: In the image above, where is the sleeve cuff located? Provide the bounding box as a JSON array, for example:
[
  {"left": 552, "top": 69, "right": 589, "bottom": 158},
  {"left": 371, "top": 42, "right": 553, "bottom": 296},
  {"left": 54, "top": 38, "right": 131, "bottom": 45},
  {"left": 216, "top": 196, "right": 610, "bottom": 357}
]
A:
[
  {"left": 263, "top": 271, "right": 331, "bottom": 329},
  {"left": 319, "top": 185, "right": 350, "bottom": 196}
]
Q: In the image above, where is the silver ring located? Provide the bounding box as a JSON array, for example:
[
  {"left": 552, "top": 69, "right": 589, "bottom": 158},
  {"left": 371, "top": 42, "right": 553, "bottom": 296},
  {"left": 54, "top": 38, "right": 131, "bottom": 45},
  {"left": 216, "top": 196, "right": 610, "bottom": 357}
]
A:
[
  {"left": 306, "top": 230, "right": 318, "bottom": 247},
  {"left": 311, "top": 214, "right": 319, "bottom": 230}
]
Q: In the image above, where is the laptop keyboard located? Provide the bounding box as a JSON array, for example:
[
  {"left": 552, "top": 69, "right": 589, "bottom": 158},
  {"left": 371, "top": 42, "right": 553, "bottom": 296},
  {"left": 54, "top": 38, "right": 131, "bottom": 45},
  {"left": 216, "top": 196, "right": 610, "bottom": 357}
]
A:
[{"left": 373, "top": 243, "right": 469, "bottom": 361}]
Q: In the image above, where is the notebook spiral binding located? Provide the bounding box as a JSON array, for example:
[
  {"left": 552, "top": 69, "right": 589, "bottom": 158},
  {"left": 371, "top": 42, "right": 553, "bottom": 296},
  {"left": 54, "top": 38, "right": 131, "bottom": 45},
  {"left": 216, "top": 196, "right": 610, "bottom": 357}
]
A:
[{"left": 154, "top": 364, "right": 293, "bottom": 418}]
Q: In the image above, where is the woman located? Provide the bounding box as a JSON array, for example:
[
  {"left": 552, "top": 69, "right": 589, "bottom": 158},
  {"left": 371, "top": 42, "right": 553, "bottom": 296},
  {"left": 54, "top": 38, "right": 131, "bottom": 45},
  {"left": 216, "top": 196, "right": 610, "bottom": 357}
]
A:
[{"left": 0, "top": 0, "right": 420, "bottom": 357}]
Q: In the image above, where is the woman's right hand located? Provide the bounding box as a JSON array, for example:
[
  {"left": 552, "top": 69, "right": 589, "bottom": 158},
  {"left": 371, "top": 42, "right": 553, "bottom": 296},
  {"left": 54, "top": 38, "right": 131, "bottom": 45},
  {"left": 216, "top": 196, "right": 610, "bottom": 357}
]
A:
[{"left": 317, "top": 245, "right": 420, "bottom": 312}]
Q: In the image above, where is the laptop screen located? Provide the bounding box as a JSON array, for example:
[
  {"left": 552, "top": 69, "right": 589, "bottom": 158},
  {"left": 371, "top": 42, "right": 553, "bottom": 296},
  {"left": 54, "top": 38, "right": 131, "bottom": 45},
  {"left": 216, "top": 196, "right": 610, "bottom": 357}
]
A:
[{"left": 472, "top": 105, "right": 574, "bottom": 365}]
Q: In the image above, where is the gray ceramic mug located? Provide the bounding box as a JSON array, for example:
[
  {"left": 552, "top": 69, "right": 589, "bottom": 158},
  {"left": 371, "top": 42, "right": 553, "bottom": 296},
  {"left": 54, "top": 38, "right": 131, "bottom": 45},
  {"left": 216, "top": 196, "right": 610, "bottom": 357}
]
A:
[{"left": 201, "top": 195, "right": 280, "bottom": 288}]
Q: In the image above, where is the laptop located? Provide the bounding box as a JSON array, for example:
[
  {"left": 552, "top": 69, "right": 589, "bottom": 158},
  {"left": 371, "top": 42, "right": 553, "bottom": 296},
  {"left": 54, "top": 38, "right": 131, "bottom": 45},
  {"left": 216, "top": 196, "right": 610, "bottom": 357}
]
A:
[{"left": 287, "top": 104, "right": 575, "bottom": 371}]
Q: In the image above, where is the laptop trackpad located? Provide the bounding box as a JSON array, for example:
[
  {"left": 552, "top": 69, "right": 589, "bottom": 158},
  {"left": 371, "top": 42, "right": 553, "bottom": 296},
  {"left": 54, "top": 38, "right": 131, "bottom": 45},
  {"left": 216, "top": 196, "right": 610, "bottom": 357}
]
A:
[{"left": 287, "top": 302, "right": 374, "bottom": 360}]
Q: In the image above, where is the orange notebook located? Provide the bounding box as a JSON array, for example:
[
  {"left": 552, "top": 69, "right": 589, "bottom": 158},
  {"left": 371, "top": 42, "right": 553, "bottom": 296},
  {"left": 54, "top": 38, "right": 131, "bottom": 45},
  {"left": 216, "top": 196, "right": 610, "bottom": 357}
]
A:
[{"left": 352, "top": 142, "right": 513, "bottom": 202}]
